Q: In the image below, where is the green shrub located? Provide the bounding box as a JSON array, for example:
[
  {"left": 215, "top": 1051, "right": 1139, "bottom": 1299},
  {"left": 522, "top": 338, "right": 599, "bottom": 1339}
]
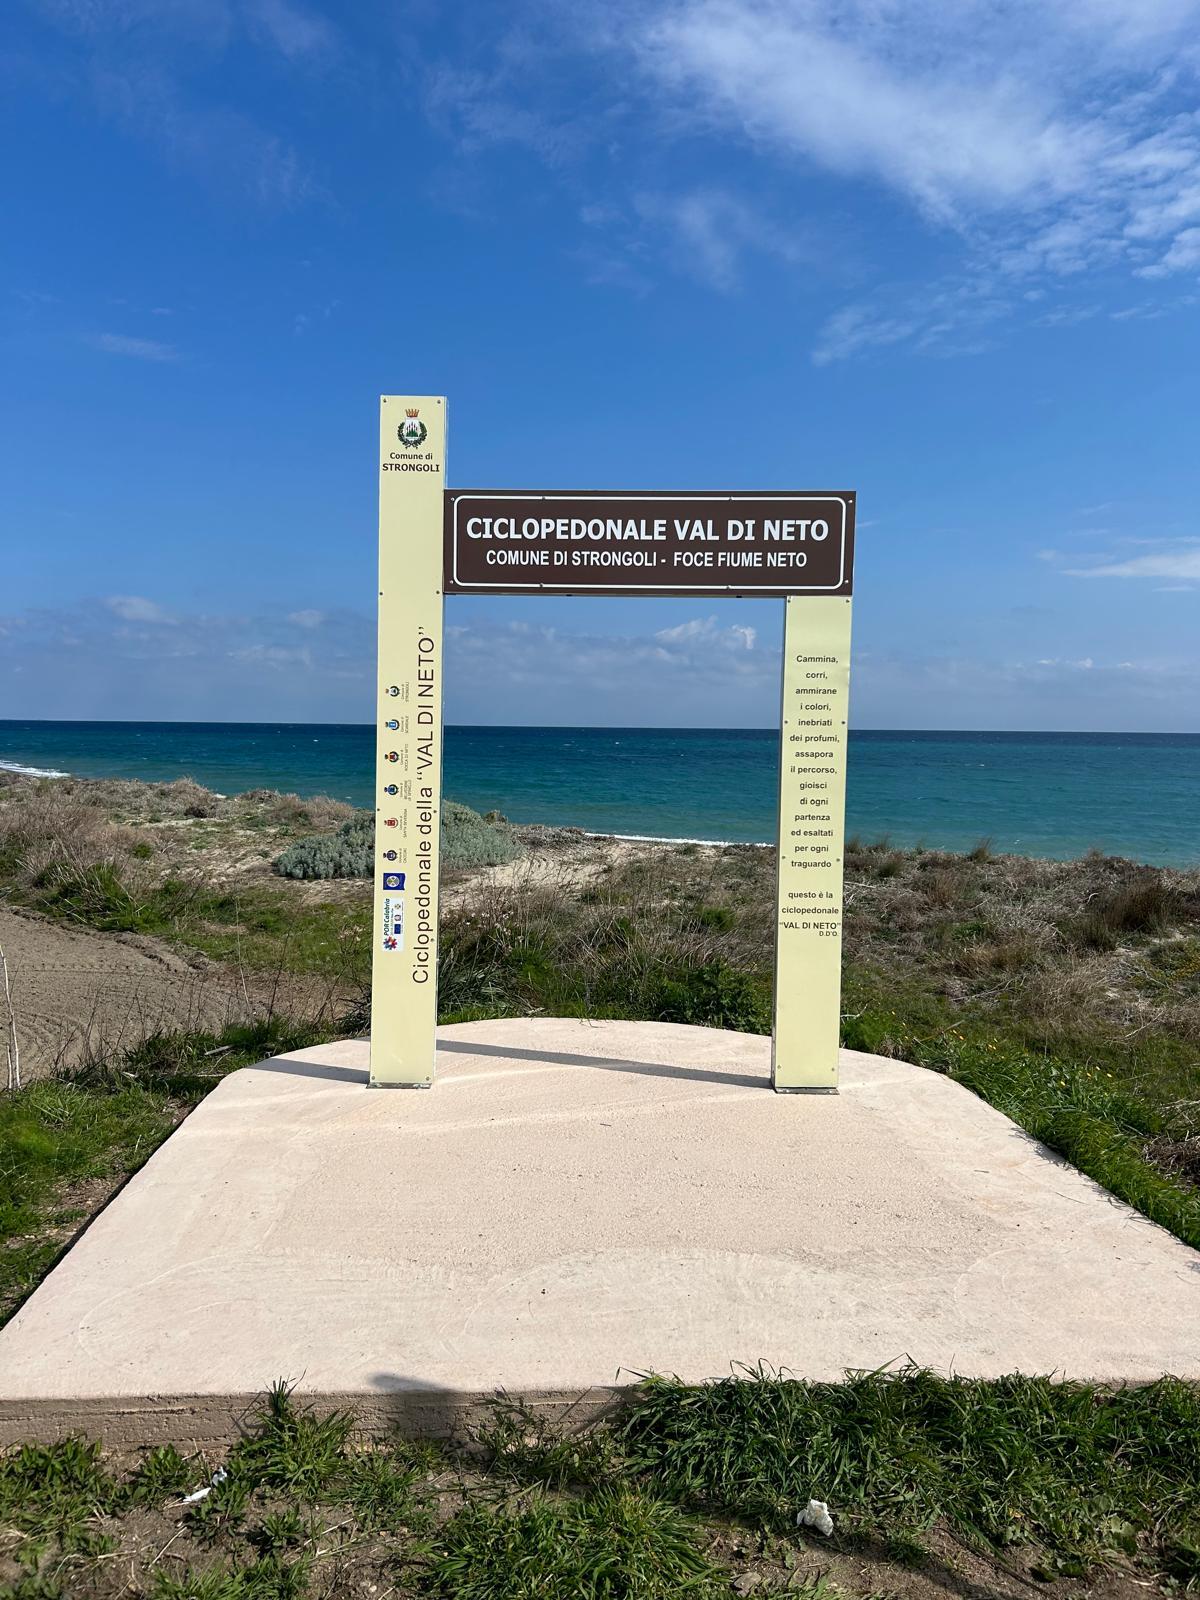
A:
[
  {"left": 273, "top": 802, "right": 522, "bottom": 880},
  {"left": 694, "top": 905, "right": 735, "bottom": 932},
  {"left": 655, "top": 962, "right": 770, "bottom": 1033}
]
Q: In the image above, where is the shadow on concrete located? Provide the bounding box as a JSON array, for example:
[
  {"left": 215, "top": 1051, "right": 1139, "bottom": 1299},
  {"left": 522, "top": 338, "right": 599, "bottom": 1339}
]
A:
[
  {"left": 363, "top": 1372, "right": 628, "bottom": 1442},
  {"left": 252, "top": 1056, "right": 369, "bottom": 1086},
  {"left": 435, "top": 1038, "right": 767, "bottom": 1091},
  {"left": 245, "top": 1038, "right": 774, "bottom": 1092}
]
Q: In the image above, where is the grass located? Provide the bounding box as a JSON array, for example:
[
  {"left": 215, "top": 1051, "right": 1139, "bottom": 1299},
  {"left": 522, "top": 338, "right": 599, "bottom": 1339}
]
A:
[
  {"left": 22, "top": 865, "right": 371, "bottom": 984},
  {"left": 0, "top": 1018, "right": 332, "bottom": 1326},
  {"left": 0, "top": 1384, "right": 438, "bottom": 1598},
  {"left": 424, "top": 1491, "right": 727, "bottom": 1599},
  {"left": 619, "top": 1368, "right": 1200, "bottom": 1576},
  {"left": 3, "top": 1376, "right": 1200, "bottom": 1597},
  {"left": 179, "top": 894, "right": 370, "bottom": 982}
]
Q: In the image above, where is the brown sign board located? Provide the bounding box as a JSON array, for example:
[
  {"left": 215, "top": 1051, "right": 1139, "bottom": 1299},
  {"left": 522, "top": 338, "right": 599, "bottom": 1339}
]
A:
[{"left": 442, "top": 491, "right": 855, "bottom": 597}]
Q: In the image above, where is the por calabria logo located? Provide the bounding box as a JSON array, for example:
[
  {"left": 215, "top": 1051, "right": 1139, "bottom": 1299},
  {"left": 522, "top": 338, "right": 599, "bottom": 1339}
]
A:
[{"left": 398, "top": 408, "right": 428, "bottom": 449}]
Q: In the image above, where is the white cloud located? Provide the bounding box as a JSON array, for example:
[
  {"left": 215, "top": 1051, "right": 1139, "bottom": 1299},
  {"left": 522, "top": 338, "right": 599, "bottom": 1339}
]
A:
[
  {"left": 1034, "top": 303, "right": 1100, "bottom": 327},
  {"left": 633, "top": 188, "right": 807, "bottom": 289},
  {"left": 91, "top": 63, "right": 314, "bottom": 207},
  {"left": 1065, "top": 546, "right": 1200, "bottom": 579},
  {"left": 0, "top": 598, "right": 372, "bottom": 719},
  {"left": 597, "top": 0, "right": 1200, "bottom": 354},
  {"left": 446, "top": 616, "right": 780, "bottom": 724},
  {"left": 1138, "top": 225, "right": 1200, "bottom": 276},
  {"left": 246, "top": 0, "right": 337, "bottom": 62},
  {"left": 654, "top": 615, "right": 757, "bottom": 650},
  {"left": 812, "top": 278, "right": 1007, "bottom": 363},
  {"left": 230, "top": 643, "right": 314, "bottom": 668},
  {"left": 424, "top": 63, "right": 586, "bottom": 166},
  {"left": 88, "top": 332, "right": 179, "bottom": 361},
  {"left": 287, "top": 609, "right": 326, "bottom": 628},
  {"left": 103, "top": 595, "right": 176, "bottom": 623},
  {"left": 1109, "top": 302, "right": 1168, "bottom": 320},
  {"left": 633, "top": 1, "right": 1103, "bottom": 219},
  {"left": 627, "top": 1, "right": 1200, "bottom": 231},
  {"left": 813, "top": 304, "right": 922, "bottom": 366},
  {"left": 30, "top": 0, "right": 232, "bottom": 48},
  {"left": 23, "top": 7, "right": 318, "bottom": 210},
  {"left": 5, "top": 598, "right": 1199, "bottom": 728}
]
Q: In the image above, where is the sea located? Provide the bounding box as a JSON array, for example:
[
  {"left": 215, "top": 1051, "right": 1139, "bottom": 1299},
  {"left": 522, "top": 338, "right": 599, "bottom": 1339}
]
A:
[{"left": 1, "top": 720, "right": 1198, "bottom": 867}]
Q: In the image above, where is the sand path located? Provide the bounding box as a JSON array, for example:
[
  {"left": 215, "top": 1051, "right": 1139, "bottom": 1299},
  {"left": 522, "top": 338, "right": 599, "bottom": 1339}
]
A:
[{"left": 0, "top": 907, "right": 318, "bottom": 1083}]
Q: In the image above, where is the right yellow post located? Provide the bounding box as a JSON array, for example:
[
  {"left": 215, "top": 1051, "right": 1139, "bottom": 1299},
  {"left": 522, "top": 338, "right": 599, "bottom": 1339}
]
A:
[{"left": 772, "top": 595, "right": 853, "bottom": 1091}]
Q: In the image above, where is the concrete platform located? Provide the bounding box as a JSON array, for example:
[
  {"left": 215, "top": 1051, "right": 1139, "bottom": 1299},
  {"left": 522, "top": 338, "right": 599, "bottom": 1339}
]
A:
[{"left": 2, "top": 1018, "right": 1199, "bottom": 1447}]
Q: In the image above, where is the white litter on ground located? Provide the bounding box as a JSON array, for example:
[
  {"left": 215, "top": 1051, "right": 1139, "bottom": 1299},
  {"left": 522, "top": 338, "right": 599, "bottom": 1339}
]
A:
[
  {"left": 180, "top": 1466, "right": 228, "bottom": 1505},
  {"left": 798, "top": 1499, "right": 834, "bottom": 1536}
]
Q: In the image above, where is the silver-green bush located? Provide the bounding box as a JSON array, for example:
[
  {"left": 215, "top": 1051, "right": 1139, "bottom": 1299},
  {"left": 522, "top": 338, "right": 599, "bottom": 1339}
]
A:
[
  {"left": 273, "top": 802, "right": 522, "bottom": 880},
  {"left": 440, "top": 800, "right": 524, "bottom": 869}
]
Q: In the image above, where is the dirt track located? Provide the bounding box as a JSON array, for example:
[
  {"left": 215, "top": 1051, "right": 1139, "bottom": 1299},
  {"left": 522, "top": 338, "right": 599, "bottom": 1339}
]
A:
[{"left": 0, "top": 907, "right": 320, "bottom": 1083}]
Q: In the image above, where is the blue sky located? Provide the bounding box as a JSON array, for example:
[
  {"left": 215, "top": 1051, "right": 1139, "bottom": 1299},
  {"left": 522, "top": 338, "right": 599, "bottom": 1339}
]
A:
[{"left": 2, "top": 0, "right": 1199, "bottom": 730}]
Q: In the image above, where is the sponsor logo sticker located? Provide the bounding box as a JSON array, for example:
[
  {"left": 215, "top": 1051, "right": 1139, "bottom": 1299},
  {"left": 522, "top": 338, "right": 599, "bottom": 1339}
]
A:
[
  {"left": 381, "top": 893, "right": 405, "bottom": 951},
  {"left": 383, "top": 872, "right": 405, "bottom": 890}
]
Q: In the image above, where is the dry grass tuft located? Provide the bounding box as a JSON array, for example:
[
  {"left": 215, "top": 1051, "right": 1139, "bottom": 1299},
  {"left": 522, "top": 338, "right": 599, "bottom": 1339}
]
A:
[{"left": 0, "top": 783, "right": 155, "bottom": 895}]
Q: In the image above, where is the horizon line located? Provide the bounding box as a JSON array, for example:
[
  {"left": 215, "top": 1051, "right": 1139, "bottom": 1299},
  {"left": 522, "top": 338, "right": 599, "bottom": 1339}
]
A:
[{"left": 2, "top": 717, "right": 1199, "bottom": 738}]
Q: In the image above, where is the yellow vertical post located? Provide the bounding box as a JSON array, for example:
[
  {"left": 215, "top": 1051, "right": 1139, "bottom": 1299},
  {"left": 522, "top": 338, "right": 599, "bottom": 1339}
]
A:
[
  {"left": 369, "top": 395, "right": 446, "bottom": 1087},
  {"left": 772, "top": 595, "right": 853, "bottom": 1091}
]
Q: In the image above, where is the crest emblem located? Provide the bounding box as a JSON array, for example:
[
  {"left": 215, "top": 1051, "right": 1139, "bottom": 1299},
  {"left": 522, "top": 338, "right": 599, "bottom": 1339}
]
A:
[{"left": 398, "top": 408, "right": 428, "bottom": 449}]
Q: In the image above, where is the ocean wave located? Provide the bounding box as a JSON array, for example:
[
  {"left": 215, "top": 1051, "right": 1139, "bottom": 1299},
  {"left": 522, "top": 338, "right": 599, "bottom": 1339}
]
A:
[{"left": 0, "top": 758, "right": 71, "bottom": 779}]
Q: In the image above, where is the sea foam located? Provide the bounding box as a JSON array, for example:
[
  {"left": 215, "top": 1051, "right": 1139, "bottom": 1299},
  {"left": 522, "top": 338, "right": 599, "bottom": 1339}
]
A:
[{"left": 0, "top": 759, "right": 70, "bottom": 779}]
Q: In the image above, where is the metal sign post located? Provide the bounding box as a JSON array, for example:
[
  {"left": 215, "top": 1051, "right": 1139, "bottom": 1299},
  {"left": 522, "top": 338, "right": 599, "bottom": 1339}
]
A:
[
  {"left": 369, "top": 396, "right": 446, "bottom": 1087},
  {"left": 772, "top": 596, "right": 853, "bottom": 1091},
  {"left": 372, "top": 433, "right": 855, "bottom": 1091}
]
